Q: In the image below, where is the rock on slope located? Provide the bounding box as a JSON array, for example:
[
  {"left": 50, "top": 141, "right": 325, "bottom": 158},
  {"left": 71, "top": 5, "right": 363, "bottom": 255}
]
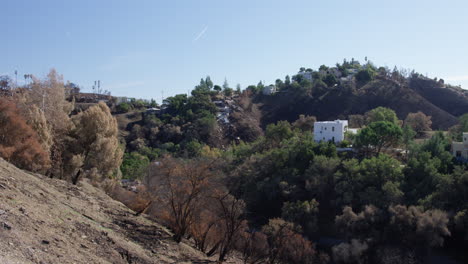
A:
[{"left": 0, "top": 158, "right": 220, "bottom": 264}]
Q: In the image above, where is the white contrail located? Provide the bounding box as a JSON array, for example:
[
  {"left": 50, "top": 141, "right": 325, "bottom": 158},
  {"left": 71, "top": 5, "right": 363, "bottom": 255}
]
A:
[{"left": 193, "top": 26, "right": 208, "bottom": 42}]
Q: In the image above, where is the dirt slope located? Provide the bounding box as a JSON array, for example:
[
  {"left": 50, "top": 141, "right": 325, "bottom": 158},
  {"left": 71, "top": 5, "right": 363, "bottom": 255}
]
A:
[{"left": 0, "top": 158, "right": 225, "bottom": 264}]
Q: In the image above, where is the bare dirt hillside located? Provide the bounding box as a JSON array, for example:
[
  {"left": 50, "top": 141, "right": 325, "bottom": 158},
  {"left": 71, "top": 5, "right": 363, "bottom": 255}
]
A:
[{"left": 0, "top": 158, "right": 230, "bottom": 264}]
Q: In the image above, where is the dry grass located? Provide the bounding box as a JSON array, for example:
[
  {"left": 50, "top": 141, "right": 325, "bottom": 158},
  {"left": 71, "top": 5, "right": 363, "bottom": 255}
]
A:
[{"left": 0, "top": 158, "right": 240, "bottom": 263}]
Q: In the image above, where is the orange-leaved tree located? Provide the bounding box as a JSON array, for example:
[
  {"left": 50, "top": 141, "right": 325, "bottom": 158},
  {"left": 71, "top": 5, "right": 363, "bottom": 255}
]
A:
[
  {"left": 0, "top": 98, "right": 50, "bottom": 172},
  {"left": 145, "top": 156, "right": 221, "bottom": 243}
]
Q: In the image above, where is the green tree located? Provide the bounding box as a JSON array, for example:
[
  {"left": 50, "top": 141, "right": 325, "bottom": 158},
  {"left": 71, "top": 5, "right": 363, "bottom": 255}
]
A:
[
  {"left": 403, "top": 151, "right": 445, "bottom": 204},
  {"left": 205, "top": 76, "right": 213, "bottom": 90},
  {"left": 365, "top": 107, "right": 399, "bottom": 125},
  {"left": 257, "top": 81, "right": 265, "bottom": 90},
  {"left": 324, "top": 74, "right": 337, "bottom": 87},
  {"left": 304, "top": 155, "right": 341, "bottom": 203},
  {"left": 224, "top": 87, "right": 234, "bottom": 97},
  {"left": 449, "top": 113, "right": 468, "bottom": 141},
  {"left": 335, "top": 155, "right": 404, "bottom": 209},
  {"left": 164, "top": 94, "right": 188, "bottom": 116},
  {"left": 150, "top": 98, "right": 158, "bottom": 107},
  {"left": 418, "top": 131, "right": 453, "bottom": 173},
  {"left": 265, "top": 121, "right": 294, "bottom": 146},
  {"left": 281, "top": 199, "right": 319, "bottom": 235},
  {"left": 213, "top": 85, "right": 222, "bottom": 92},
  {"left": 117, "top": 102, "right": 131, "bottom": 113},
  {"left": 355, "top": 68, "right": 376, "bottom": 83},
  {"left": 355, "top": 121, "right": 403, "bottom": 155},
  {"left": 236, "top": 83, "right": 241, "bottom": 93},
  {"left": 223, "top": 78, "right": 230, "bottom": 90},
  {"left": 121, "top": 152, "right": 150, "bottom": 179},
  {"left": 402, "top": 124, "right": 416, "bottom": 158},
  {"left": 459, "top": 113, "right": 468, "bottom": 132}
]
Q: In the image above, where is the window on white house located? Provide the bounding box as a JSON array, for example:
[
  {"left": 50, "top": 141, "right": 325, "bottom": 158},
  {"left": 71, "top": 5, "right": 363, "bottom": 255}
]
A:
[{"left": 332, "top": 127, "right": 335, "bottom": 132}]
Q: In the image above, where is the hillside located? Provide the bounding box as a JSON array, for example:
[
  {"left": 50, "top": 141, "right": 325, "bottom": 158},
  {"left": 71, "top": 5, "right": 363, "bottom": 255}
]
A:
[
  {"left": 0, "top": 158, "right": 234, "bottom": 264},
  {"left": 258, "top": 77, "right": 466, "bottom": 130}
]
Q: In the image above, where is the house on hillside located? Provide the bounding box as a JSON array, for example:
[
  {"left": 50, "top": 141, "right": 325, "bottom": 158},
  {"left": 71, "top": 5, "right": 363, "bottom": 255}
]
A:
[
  {"left": 146, "top": 107, "right": 161, "bottom": 114},
  {"left": 115, "top": 97, "right": 135, "bottom": 104},
  {"left": 263, "top": 85, "right": 277, "bottom": 95},
  {"left": 319, "top": 67, "right": 342, "bottom": 78},
  {"left": 72, "top": 92, "right": 112, "bottom": 103},
  {"left": 297, "top": 71, "right": 313, "bottom": 82},
  {"left": 313, "top": 120, "right": 350, "bottom": 143},
  {"left": 452, "top": 132, "right": 468, "bottom": 162}
]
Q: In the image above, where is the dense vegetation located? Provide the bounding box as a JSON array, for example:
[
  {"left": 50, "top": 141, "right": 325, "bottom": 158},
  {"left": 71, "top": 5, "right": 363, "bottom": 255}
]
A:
[
  {"left": 1, "top": 61, "right": 468, "bottom": 263},
  {"left": 255, "top": 59, "right": 468, "bottom": 131}
]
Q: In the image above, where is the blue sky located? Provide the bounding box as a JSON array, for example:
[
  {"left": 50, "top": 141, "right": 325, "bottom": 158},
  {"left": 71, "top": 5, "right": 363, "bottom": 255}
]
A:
[{"left": 2, "top": 0, "right": 468, "bottom": 102}]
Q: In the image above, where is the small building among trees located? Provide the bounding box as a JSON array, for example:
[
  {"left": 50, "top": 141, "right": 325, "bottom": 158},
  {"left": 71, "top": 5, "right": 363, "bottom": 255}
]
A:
[
  {"left": 313, "top": 120, "right": 349, "bottom": 143},
  {"left": 452, "top": 132, "right": 468, "bottom": 161},
  {"left": 262, "top": 85, "right": 277, "bottom": 95}
]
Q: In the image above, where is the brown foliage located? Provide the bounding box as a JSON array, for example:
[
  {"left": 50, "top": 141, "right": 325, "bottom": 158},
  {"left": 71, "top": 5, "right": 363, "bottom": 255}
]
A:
[
  {"left": 292, "top": 114, "right": 316, "bottom": 131},
  {"left": 231, "top": 92, "right": 263, "bottom": 142},
  {"left": 404, "top": 111, "right": 432, "bottom": 135},
  {"left": 145, "top": 156, "right": 221, "bottom": 243},
  {"left": 0, "top": 98, "right": 50, "bottom": 172},
  {"left": 144, "top": 156, "right": 248, "bottom": 261},
  {"left": 67, "top": 102, "right": 123, "bottom": 183},
  {"left": 236, "top": 230, "right": 269, "bottom": 264},
  {"left": 335, "top": 205, "right": 450, "bottom": 262},
  {"left": 27, "top": 69, "right": 73, "bottom": 135},
  {"left": 388, "top": 205, "right": 450, "bottom": 247},
  {"left": 349, "top": 114, "right": 366, "bottom": 128},
  {"left": 262, "top": 218, "right": 317, "bottom": 264},
  {"left": 332, "top": 239, "right": 369, "bottom": 264},
  {"left": 14, "top": 69, "right": 74, "bottom": 177},
  {"left": 103, "top": 180, "right": 151, "bottom": 213},
  {"left": 212, "top": 193, "right": 246, "bottom": 262},
  {"left": 190, "top": 209, "right": 219, "bottom": 253}
]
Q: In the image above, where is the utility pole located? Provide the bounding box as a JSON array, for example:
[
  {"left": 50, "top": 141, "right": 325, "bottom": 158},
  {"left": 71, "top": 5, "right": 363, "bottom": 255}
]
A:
[{"left": 14, "top": 70, "right": 18, "bottom": 87}]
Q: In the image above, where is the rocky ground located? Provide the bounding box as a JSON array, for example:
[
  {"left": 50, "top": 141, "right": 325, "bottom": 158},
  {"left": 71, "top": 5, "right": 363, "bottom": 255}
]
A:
[{"left": 0, "top": 158, "right": 237, "bottom": 264}]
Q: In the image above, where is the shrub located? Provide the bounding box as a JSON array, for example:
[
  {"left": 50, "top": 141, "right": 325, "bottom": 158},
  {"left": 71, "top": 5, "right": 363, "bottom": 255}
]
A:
[
  {"left": 121, "top": 152, "right": 150, "bottom": 179},
  {"left": 0, "top": 98, "right": 50, "bottom": 172},
  {"left": 262, "top": 218, "right": 318, "bottom": 264},
  {"left": 117, "top": 102, "right": 131, "bottom": 113}
]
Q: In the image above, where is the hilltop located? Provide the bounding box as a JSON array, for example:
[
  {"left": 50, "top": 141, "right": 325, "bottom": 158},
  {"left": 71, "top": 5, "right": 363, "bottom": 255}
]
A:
[
  {"left": 0, "top": 158, "right": 238, "bottom": 264},
  {"left": 255, "top": 70, "right": 468, "bottom": 131}
]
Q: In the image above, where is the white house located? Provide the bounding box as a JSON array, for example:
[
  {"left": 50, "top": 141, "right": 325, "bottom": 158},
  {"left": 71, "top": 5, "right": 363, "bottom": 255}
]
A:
[
  {"left": 313, "top": 120, "right": 349, "bottom": 143},
  {"left": 263, "top": 85, "right": 277, "bottom": 95},
  {"left": 452, "top": 132, "right": 468, "bottom": 161},
  {"left": 297, "top": 71, "right": 313, "bottom": 82}
]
